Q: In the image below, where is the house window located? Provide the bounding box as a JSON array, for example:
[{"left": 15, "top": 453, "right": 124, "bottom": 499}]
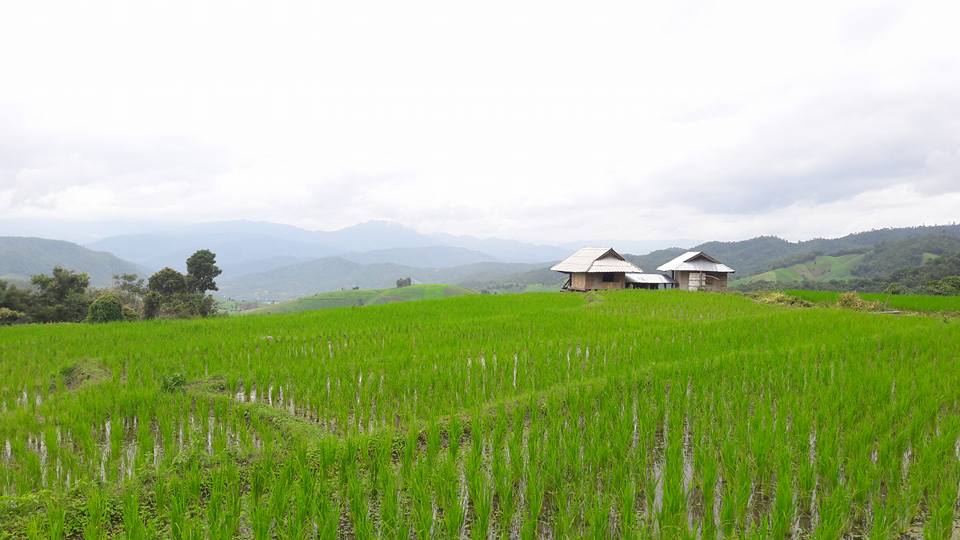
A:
[{"left": 602, "top": 273, "right": 615, "bottom": 282}]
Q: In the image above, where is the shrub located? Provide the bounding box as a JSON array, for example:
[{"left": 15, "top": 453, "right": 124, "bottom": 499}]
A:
[
  {"left": 883, "top": 283, "right": 907, "bottom": 295},
  {"left": 87, "top": 294, "right": 125, "bottom": 323},
  {"left": 925, "top": 276, "right": 960, "bottom": 295},
  {"left": 0, "top": 307, "right": 25, "bottom": 325}
]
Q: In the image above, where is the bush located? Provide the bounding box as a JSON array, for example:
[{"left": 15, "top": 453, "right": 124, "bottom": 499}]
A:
[
  {"left": 122, "top": 305, "right": 140, "bottom": 321},
  {"left": 925, "top": 276, "right": 960, "bottom": 295},
  {"left": 883, "top": 283, "right": 907, "bottom": 295},
  {"left": 0, "top": 307, "right": 25, "bottom": 325},
  {"left": 87, "top": 294, "right": 125, "bottom": 323}
]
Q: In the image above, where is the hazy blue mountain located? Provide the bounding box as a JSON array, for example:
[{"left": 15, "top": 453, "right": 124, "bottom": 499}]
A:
[
  {"left": 217, "top": 257, "right": 548, "bottom": 301},
  {"left": 87, "top": 220, "right": 569, "bottom": 273},
  {"left": 0, "top": 237, "right": 145, "bottom": 287}
]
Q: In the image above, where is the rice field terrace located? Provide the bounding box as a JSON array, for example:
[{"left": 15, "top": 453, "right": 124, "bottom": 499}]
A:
[
  {"left": 1, "top": 290, "right": 959, "bottom": 538},
  {"left": 785, "top": 290, "right": 960, "bottom": 314}
]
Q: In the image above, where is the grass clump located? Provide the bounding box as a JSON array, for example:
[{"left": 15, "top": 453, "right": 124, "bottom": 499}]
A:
[
  {"left": 753, "top": 291, "right": 812, "bottom": 307},
  {"left": 836, "top": 292, "right": 884, "bottom": 311},
  {"left": 160, "top": 373, "right": 186, "bottom": 393}
]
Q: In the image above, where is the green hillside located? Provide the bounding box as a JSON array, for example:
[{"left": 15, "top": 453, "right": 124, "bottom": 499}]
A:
[
  {"left": 245, "top": 283, "right": 476, "bottom": 314},
  {"left": 733, "top": 254, "right": 864, "bottom": 286},
  {"left": 0, "top": 236, "right": 145, "bottom": 287}
]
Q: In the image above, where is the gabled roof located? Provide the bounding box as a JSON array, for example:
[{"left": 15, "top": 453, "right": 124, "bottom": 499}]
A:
[
  {"left": 625, "top": 273, "right": 676, "bottom": 284},
  {"left": 657, "top": 251, "right": 734, "bottom": 273},
  {"left": 551, "top": 247, "right": 643, "bottom": 274}
]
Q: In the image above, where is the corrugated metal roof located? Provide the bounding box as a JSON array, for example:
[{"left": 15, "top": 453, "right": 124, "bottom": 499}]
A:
[
  {"left": 656, "top": 251, "right": 734, "bottom": 273},
  {"left": 550, "top": 247, "right": 643, "bottom": 274},
  {"left": 625, "top": 273, "right": 676, "bottom": 284}
]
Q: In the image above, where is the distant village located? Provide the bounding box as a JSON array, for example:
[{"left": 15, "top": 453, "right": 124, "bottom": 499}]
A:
[{"left": 551, "top": 247, "right": 734, "bottom": 291}]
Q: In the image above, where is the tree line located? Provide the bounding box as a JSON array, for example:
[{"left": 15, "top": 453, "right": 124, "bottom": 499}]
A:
[{"left": 0, "top": 249, "right": 222, "bottom": 325}]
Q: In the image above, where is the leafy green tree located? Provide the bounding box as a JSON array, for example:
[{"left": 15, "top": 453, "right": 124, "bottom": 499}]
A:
[
  {"left": 145, "top": 251, "right": 221, "bottom": 319},
  {"left": 185, "top": 250, "right": 222, "bottom": 294},
  {"left": 108, "top": 273, "right": 146, "bottom": 318},
  {"left": 88, "top": 294, "right": 125, "bottom": 323},
  {"left": 148, "top": 268, "right": 187, "bottom": 296},
  {"left": 113, "top": 273, "right": 146, "bottom": 295},
  {"left": 0, "top": 279, "right": 32, "bottom": 315},
  {"left": 29, "top": 266, "right": 92, "bottom": 323}
]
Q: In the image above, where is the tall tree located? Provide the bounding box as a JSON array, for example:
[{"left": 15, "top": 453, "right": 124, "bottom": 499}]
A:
[
  {"left": 185, "top": 249, "right": 222, "bottom": 294},
  {"left": 29, "top": 266, "right": 92, "bottom": 322},
  {"left": 148, "top": 268, "right": 187, "bottom": 296},
  {"left": 0, "top": 279, "right": 31, "bottom": 314}
]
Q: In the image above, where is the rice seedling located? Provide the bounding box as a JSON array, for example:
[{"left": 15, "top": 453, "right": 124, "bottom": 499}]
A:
[{"left": 0, "top": 290, "right": 957, "bottom": 537}]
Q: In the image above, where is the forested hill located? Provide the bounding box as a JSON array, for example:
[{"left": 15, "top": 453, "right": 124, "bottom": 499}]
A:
[
  {"left": 626, "top": 225, "right": 960, "bottom": 277},
  {"left": 0, "top": 237, "right": 144, "bottom": 287}
]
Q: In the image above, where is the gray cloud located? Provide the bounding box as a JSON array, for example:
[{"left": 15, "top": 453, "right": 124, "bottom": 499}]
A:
[
  {"left": 651, "top": 91, "right": 960, "bottom": 214},
  {"left": 0, "top": 119, "right": 227, "bottom": 209}
]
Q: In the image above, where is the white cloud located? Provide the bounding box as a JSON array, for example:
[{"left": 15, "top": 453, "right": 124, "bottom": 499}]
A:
[{"left": 0, "top": 0, "right": 958, "bottom": 244}]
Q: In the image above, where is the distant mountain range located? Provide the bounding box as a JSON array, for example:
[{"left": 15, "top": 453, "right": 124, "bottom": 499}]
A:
[
  {"left": 87, "top": 220, "right": 569, "bottom": 276},
  {"left": 216, "top": 258, "right": 546, "bottom": 301},
  {"left": 0, "top": 237, "right": 145, "bottom": 287},
  {"left": 4, "top": 222, "right": 959, "bottom": 299}
]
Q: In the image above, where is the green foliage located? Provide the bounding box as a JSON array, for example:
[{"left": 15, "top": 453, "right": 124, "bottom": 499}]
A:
[
  {"left": 925, "top": 275, "right": 960, "bottom": 295},
  {"left": 145, "top": 251, "right": 221, "bottom": 319},
  {"left": 883, "top": 282, "right": 906, "bottom": 295},
  {"left": 185, "top": 249, "right": 222, "bottom": 294},
  {"left": 733, "top": 230, "right": 960, "bottom": 292},
  {"left": 143, "top": 291, "right": 162, "bottom": 320},
  {"left": 148, "top": 267, "right": 187, "bottom": 296},
  {"left": 0, "top": 279, "right": 32, "bottom": 313},
  {"left": 854, "top": 235, "right": 960, "bottom": 279},
  {"left": 28, "top": 266, "right": 92, "bottom": 323},
  {"left": 0, "top": 306, "right": 25, "bottom": 325},
  {"left": 87, "top": 294, "right": 125, "bottom": 323}
]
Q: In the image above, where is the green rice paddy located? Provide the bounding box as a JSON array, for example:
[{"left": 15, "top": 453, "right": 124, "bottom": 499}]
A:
[
  {"left": 1, "top": 290, "right": 958, "bottom": 538},
  {"left": 786, "top": 290, "right": 960, "bottom": 313}
]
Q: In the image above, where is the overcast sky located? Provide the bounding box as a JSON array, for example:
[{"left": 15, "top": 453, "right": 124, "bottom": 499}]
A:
[{"left": 1, "top": 0, "right": 959, "bottom": 245}]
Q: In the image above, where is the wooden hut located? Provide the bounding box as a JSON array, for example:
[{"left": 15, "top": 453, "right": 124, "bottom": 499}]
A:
[
  {"left": 551, "top": 247, "right": 643, "bottom": 291},
  {"left": 656, "top": 251, "right": 734, "bottom": 291}
]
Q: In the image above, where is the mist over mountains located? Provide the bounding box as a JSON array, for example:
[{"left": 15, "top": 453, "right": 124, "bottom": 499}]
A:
[
  {"left": 3, "top": 220, "right": 960, "bottom": 301},
  {"left": 87, "top": 220, "right": 570, "bottom": 275}
]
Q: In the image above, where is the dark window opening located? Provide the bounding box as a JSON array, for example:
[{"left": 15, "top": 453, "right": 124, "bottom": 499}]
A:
[{"left": 602, "top": 273, "right": 615, "bottom": 282}]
